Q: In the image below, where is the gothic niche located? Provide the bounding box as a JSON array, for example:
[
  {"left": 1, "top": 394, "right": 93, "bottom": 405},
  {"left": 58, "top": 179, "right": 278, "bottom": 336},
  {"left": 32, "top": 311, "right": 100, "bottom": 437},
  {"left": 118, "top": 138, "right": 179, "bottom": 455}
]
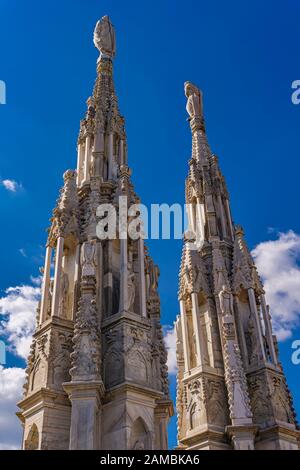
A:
[
  {"left": 127, "top": 349, "right": 147, "bottom": 384},
  {"left": 186, "top": 308, "right": 197, "bottom": 369},
  {"left": 104, "top": 348, "right": 123, "bottom": 388},
  {"left": 24, "top": 423, "right": 39, "bottom": 450},
  {"left": 237, "top": 288, "right": 259, "bottom": 366},
  {"left": 198, "top": 291, "right": 212, "bottom": 367},
  {"left": 59, "top": 238, "right": 77, "bottom": 320},
  {"left": 52, "top": 333, "right": 72, "bottom": 388},
  {"left": 129, "top": 417, "right": 151, "bottom": 450},
  {"left": 111, "top": 239, "right": 120, "bottom": 315},
  {"left": 187, "top": 380, "right": 205, "bottom": 430},
  {"left": 31, "top": 359, "right": 46, "bottom": 392}
]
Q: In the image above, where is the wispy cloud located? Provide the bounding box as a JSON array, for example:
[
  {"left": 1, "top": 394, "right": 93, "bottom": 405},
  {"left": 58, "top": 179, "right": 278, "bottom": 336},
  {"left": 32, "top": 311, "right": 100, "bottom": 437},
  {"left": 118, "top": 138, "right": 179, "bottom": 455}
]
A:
[
  {"left": 164, "top": 325, "right": 177, "bottom": 375},
  {"left": 0, "top": 284, "right": 40, "bottom": 360},
  {"left": 0, "top": 365, "right": 24, "bottom": 449},
  {"left": 18, "top": 248, "right": 27, "bottom": 258},
  {"left": 252, "top": 230, "right": 300, "bottom": 341},
  {"left": 1, "top": 179, "right": 22, "bottom": 193}
]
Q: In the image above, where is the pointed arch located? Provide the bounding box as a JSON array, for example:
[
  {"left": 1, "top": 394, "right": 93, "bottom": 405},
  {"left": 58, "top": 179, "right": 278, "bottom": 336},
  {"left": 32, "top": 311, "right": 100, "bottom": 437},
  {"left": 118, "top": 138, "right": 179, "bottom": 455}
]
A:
[
  {"left": 24, "top": 423, "right": 39, "bottom": 450},
  {"left": 129, "top": 417, "right": 151, "bottom": 450}
]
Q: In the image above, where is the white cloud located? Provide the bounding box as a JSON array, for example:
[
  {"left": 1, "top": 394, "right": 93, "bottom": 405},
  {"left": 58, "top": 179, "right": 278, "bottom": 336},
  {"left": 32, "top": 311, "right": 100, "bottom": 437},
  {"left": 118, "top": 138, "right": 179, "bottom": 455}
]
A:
[
  {"left": 164, "top": 325, "right": 177, "bottom": 375},
  {"left": 252, "top": 230, "right": 300, "bottom": 341},
  {"left": 1, "top": 179, "right": 22, "bottom": 192},
  {"left": 19, "top": 248, "right": 27, "bottom": 258},
  {"left": 0, "top": 284, "right": 40, "bottom": 360},
  {"left": 0, "top": 365, "right": 25, "bottom": 449}
]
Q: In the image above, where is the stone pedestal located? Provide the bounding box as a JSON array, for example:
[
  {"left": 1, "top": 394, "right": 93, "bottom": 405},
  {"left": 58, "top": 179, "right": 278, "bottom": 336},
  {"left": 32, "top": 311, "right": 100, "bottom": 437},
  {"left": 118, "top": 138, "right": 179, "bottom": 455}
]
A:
[{"left": 63, "top": 381, "right": 104, "bottom": 450}]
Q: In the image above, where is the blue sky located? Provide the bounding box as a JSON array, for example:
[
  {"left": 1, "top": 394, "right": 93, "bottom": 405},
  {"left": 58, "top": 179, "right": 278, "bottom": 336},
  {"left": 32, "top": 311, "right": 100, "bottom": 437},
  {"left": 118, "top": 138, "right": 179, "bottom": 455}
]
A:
[{"left": 0, "top": 0, "right": 300, "bottom": 449}]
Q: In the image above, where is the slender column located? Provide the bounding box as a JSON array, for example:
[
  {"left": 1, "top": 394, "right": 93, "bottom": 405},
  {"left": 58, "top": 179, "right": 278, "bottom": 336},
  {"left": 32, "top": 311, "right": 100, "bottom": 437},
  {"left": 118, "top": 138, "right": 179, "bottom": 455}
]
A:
[
  {"left": 119, "top": 238, "right": 128, "bottom": 312},
  {"left": 138, "top": 237, "right": 147, "bottom": 317},
  {"left": 76, "top": 142, "right": 84, "bottom": 185},
  {"left": 218, "top": 194, "right": 227, "bottom": 239},
  {"left": 248, "top": 288, "right": 267, "bottom": 361},
  {"left": 191, "top": 292, "right": 204, "bottom": 367},
  {"left": 225, "top": 199, "right": 234, "bottom": 241},
  {"left": 39, "top": 245, "right": 52, "bottom": 324},
  {"left": 234, "top": 296, "right": 249, "bottom": 367},
  {"left": 94, "top": 131, "right": 104, "bottom": 177},
  {"left": 196, "top": 198, "right": 205, "bottom": 243},
  {"left": 179, "top": 300, "right": 190, "bottom": 372},
  {"left": 51, "top": 236, "right": 64, "bottom": 317},
  {"left": 260, "top": 294, "right": 278, "bottom": 365},
  {"left": 119, "top": 139, "right": 124, "bottom": 166},
  {"left": 108, "top": 133, "right": 114, "bottom": 180},
  {"left": 72, "top": 243, "right": 81, "bottom": 321},
  {"left": 187, "top": 203, "right": 195, "bottom": 234},
  {"left": 83, "top": 135, "right": 91, "bottom": 182}
]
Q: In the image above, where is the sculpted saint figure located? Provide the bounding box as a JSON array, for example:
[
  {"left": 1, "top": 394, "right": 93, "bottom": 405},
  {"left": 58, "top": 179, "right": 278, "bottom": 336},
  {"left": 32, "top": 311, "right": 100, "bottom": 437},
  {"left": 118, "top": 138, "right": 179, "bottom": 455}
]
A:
[
  {"left": 126, "top": 261, "right": 135, "bottom": 311},
  {"left": 149, "top": 260, "right": 160, "bottom": 295},
  {"left": 59, "top": 272, "right": 69, "bottom": 318},
  {"left": 219, "top": 285, "right": 234, "bottom": 316},
  {"left": 81, "top": 241, "right": 96, "bottom": 276},
  {"left": 93, "top": 16, "right": 116, "bottom": 59},
  {"left": 184, "top": 81, "right": 203, "bottom": 119}
]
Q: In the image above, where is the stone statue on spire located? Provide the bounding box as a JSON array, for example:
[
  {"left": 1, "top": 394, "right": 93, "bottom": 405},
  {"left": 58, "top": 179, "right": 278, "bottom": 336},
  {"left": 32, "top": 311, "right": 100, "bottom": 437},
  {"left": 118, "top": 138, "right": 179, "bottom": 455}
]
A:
[
  {"left": 184, "top": 81, "right": 203, "bottom": 119},
  {"left": 93, "top": 15, "right": 116, "bottom": 59}
]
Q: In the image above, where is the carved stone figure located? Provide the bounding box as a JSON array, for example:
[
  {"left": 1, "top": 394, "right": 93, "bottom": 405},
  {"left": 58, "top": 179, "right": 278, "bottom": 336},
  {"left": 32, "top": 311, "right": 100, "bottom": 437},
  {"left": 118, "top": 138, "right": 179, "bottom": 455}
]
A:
[
  {"left": 126, "top": 265, "right": 135, "bottom": 311},
  {"left": 219, "top": 285, "right": 234, "bottom": 316},
  {"left": 93, "top": 15, "right": 116, "bottom": 59},
  {"left": 149, "top": 260, "right": 160, "bottom": 296},
  {"left": 184, "top": 81, "right": 203, "bottom": 119},
  {"left": 81, "top": 241, "right": 96, "bottom": 276},
  {"left": 58, "top": 272, "right": 69, "bottom": 318}
]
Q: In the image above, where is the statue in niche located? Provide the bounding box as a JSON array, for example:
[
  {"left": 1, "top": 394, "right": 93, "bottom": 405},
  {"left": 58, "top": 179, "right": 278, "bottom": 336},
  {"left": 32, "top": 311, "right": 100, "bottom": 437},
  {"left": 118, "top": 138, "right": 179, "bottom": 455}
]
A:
[
  {"left": 58, "top": 272, "right": 69, "bottom": 318},
  {"left": 53, "top": 333, "right": 70, "bottom": 387},
  {"left": 93, "top": 15, "right": 116, "bottom": 59},
  {"left": 149, "top": 259, "right": 160, "bottom": 296},
  {"left": 47, "top": 279, "right": 54, "bottom": 318},
  {"left": 81, "top": 241, "right": 96, "bottom": 276},
  {"left": 184, "top": 81, "right": 203, "bottom": 119},
  {"left": 219, "top": 285, "right": 234, "bottom": 316},
  {"left": 245, "top": 315, "right": 259, "bottom": 364}
]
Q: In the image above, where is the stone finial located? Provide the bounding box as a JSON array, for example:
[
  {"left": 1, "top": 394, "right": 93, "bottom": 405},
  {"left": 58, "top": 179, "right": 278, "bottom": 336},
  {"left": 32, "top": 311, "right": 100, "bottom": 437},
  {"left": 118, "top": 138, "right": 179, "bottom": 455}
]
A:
[
  {"left": 235, "top": 224, "right": 244, "bottom": 237},
  {"left": 93, "top": 15, "right": 116, "bottom": 59}
]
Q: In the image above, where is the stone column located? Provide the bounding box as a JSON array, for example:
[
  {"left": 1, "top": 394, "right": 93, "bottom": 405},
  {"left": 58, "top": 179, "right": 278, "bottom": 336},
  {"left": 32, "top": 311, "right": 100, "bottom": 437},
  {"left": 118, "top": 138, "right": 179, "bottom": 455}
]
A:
[
  {"left": 248, "top": 288, "right": 267, "bottom": 362},
  {"left": 119, "top": 238, "right": 128, "bottom": 312},
  {"left": 51, "top": 236, "right": 64, "bottom": 317},
  {"left": 119, "top": 139, "right": 124, "bottom": 166},
  {"left": 191, "top": 292, "right": 205, "bottom": 367},
  {"left": 108, "top": 133, "right": 114, "bottom": 180},
  {"left": 63, "top": 382, "right": 104, "bottom": 450},
  {"left": 218, "top": 194, "right": 227, "bottom": 239},
  {"left": 260, "top": 294, "right": 277, "bottom": 365},
  {"left": 83, "top": 134, "right": 91, "bottom": 182},
  {"left": 94, "top": 131, "right": 104, "bottom": 177},
  {"left": 196, "top": 198, "right": 205, "bottom": 243},
  {"left": 234, "top": 296, "right": 249, "bottom": 367},
  {"left": 179, "top": 300, "right": 190, "bottom": 373},
  {"left": 225, "top": 199, "right": 234, "bottom": 241},
  {"left": 39, "top": 245, "right": 52, "bottom": 324},
  {"left": 72, "top": 243, "right": 81, "bottom": 321},
  {"left": 138, "top": 237, "right": 147, "bottom": 317},
  {"left": 76, "top": 142, "right": 84, "bottom": 185}
]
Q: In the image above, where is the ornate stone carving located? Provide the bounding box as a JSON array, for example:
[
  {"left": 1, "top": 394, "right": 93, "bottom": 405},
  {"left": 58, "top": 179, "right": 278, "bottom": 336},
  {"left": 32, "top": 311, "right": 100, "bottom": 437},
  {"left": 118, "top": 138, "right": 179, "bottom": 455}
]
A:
[
  {"left": 184, "top": 82, "right": 203, "bottom": 119},
  {"left": 94, "top": 15, "right": 116, "bottom": 59}
]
